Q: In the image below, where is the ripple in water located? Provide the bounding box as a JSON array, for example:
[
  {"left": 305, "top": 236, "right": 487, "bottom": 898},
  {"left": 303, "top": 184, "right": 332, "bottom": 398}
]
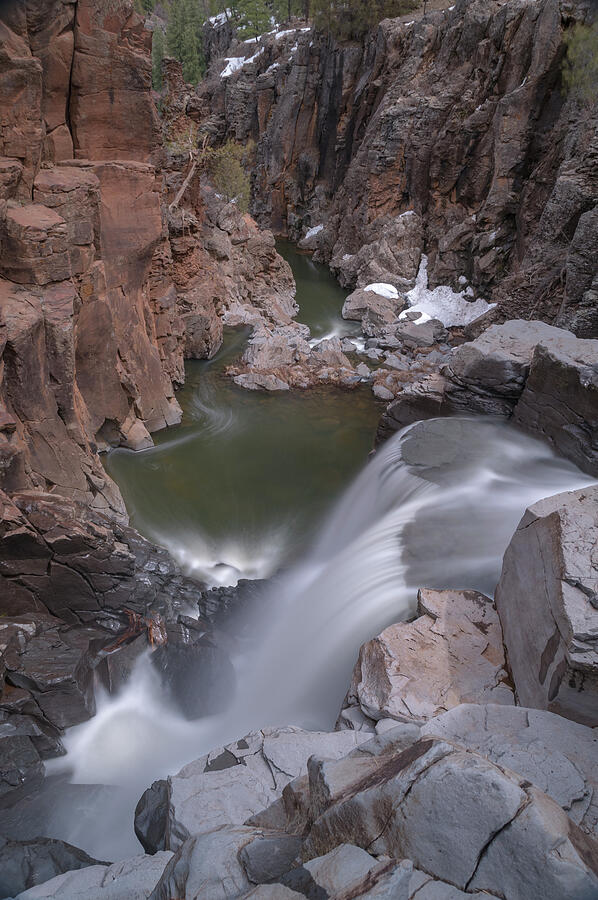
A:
[{"left": 47, "top": 417, "right": 595, "bottom": 859}]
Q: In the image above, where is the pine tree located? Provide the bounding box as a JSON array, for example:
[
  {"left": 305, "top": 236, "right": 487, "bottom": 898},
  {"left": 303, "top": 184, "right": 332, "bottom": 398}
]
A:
[
  {"left": 152, "top": 26, "right": 165, "bottom": 89},
  {"left": 166, "top": 0, "right": 206, "bottom": 85},
  {"left": 236, "top": 0, "right": 271, "bottom": 39}
]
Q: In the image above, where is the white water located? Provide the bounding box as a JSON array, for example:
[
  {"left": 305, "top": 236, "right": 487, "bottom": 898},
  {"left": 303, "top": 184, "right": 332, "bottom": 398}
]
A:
[{"left": 46, "top": 417, "right": 594, "bottom": 860}]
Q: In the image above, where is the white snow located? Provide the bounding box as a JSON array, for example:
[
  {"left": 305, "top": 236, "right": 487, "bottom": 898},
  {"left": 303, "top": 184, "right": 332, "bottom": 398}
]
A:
[
  {"left": 399, "top": 256, "right": 496, "bottom": 327},
  {"left": 265, "top": 62, "right": 280, "bottom": 74},
  {"left": 209, "top": 10, "right": 229, "bottom": 26},
  {"left": 304, "top": 224, "right": 324, "bottom": 240},
  {"left": 364, "top": 282, "right": 399, "bottom": 300},
  {"left": 275, "top": 29, "right": 296, "bottom": 39},
  {"left": 342, "top": 253, "right": 353, "bottom": 261},
  {"left": 220, "top": 48, "right": 264, "bottom": 78}
]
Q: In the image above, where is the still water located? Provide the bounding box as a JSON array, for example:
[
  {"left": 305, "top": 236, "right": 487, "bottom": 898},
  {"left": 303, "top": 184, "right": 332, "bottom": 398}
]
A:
[{"left": 104, "top": 246, "right": 379, "bottom": 586}]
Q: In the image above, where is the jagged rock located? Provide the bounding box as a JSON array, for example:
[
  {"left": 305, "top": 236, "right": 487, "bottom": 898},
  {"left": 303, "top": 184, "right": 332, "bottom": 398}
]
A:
[
  {"left": 495, "top": 485, "right": 598, "bottom": 726},
  {"left": 15, "top": 850, "right": 173, "bottom": 900},
  {"left": 513, "top": 338, "right": 598, "bottom": 476},
  {"left": 395, "top": 318, "right": 448, "bottom": 349},
  {"left": 342, "top": 287, "right": 404, "bottom": 330},
  {"left": 0, "top": 202, "right": 70, "bottom": 285},
  {"left": 302, "top": 738, "right": 598, "bottom": 899},
  {"left": 0, "top": 835, "right": 102, "bottom": 899},
  {"left": 134, "top": 726, "right": 368, "bottom": 853},
  {"left": 338, "top": 589, "right": 513, "bottom": 728},
  {"left": 378, "top": 322, "right": 598, "bottom": 475}
]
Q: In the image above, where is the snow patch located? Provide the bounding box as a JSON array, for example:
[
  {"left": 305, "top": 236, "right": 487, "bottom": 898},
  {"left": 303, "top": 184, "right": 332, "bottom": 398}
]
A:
[
  {"left": 304, "top": 224, "right": 324, "bottom": 240},
  {"left": 399, "top": 256, "right": 496, "bottom": 327},
  {"left": 364, "top": 282, "right": 399, "bottom": 300},
  {"left": 221, "top": 48, "right": 264, "bottom": 78},
  {"left": 209, "top": 10, "right": 229, "bottom": 26}
]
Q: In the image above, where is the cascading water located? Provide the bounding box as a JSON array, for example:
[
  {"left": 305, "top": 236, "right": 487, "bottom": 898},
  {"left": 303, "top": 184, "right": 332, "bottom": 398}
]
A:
[{"left": 43, "top": 415, "right": 594, "bottom": 861}]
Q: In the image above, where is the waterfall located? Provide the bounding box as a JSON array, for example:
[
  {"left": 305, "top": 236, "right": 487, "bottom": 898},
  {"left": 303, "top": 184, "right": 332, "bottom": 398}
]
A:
[{"left": 46, "top": 416, "right": 594, "bottom": 860}]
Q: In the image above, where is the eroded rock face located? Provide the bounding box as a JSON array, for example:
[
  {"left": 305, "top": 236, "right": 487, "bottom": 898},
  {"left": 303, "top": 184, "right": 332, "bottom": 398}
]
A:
[
  {"left": 196, "top": 0, "right": 598, "bottom": 335},
  {"left": 495, "top": 485, "right": 598, "bottom": 726},
  {"left": 338, "top": 588, "right": 514, "bottom": 729}
]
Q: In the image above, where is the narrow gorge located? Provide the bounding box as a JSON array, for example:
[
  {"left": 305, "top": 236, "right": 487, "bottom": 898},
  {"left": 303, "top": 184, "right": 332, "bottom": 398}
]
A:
[{"left": 0, "top": 0, "right": 597, "bottom": 898}]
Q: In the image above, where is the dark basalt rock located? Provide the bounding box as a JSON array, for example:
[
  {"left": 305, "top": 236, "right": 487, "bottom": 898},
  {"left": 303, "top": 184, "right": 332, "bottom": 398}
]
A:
[{"left": 0, "top": 835, "right": 103, "bottom": 899}]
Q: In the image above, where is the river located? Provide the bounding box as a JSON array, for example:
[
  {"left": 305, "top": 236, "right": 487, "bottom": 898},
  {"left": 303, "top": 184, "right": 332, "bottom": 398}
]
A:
[{"left": 12, "top": 245, "right": 593, "bottom": 862}]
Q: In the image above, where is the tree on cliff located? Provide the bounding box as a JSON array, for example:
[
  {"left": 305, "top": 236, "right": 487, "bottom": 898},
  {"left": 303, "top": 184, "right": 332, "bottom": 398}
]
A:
[
  {"left": 206, "top": 140, "right": 252, "bottom": 211},
  {"left": 166, "top": 0, "right": 206, "bottom": 84},
  {"left": 152, "top": 25, "right": 165, "bottom": 89},
  {"left": 562, "top": 21, "right": 598, "bottom": 105},
  {"left": 236, "top": 0, "right": 272, "bottom": 37},
  {"left": 311, "top": 0, "right": 418, "bottom": 39}
]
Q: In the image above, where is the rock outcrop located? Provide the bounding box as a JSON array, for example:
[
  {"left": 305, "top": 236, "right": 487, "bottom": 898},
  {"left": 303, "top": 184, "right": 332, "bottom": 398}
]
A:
[
  {"left": 195, "top": 0, "right": 598, "bottom": 336},
  {"left": 338, "top": 588, "right": 514, "bottom": 730},
  {"left": 378, "top": 320, "right": 598, "bottom": 476},
  {"left": 495, "top": 485, "right": 598, "bottom": 726}
]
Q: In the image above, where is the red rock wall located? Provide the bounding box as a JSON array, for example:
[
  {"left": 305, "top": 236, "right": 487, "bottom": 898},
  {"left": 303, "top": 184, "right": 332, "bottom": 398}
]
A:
[{"left": 0, "top": 0, "right": 183, "bottom": 518}]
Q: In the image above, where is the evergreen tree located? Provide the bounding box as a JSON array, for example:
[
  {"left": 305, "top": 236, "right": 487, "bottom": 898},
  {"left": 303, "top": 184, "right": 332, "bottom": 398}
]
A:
[
  {"left": 166, "top": 0, "right": 206, "bottom": 85},
  {"left": 152, "top": 25, "right": 165, "bottom": 89},
  {"left": 236, "top": 0, "right": 271, "bottom": 38},
  {"left": 312, "top": 0, "right": 418, "bottom": 39}
]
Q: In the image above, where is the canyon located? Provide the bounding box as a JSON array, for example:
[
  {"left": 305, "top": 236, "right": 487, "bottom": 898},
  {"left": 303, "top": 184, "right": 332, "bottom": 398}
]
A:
[{"left": 0, "top": 0, "right": 597, "bottom": 898}]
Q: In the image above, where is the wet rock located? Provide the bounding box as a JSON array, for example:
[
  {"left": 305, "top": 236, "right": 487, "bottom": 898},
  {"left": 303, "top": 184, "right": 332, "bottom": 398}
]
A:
[
  {"left": 150, "top": 636, "right": 235, "bottom": 721},
  {"left": 378, "top": 323, "right": 598, "bottom": 475},
  {"left": 0, "top": 835, "right": 102, "bottom": 899},
  {"left": 239, "top": 833, "right": 301, "bottom": 884},
  {"left": 495, "top": 485, "right": 598, "bottom": 726},
  {"left": 338, "top": 589, "right": 513, "bottom": 729},
  {"left": 15, "top": 850, "right": 173, "bottom": 900},
  {"left": 135, "top": 726, "right": 368, "bottom": 852}
]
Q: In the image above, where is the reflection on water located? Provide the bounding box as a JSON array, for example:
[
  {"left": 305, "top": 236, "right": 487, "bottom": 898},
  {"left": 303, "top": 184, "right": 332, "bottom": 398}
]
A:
[{"left": 104, "top": 246, "right": 377, "bottom": 587}]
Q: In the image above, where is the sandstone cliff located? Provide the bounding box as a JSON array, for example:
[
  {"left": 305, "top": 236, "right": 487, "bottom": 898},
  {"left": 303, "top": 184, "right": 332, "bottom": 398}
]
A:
[{"left": 195, "top": 0, "right": 597, "bottom": 336}]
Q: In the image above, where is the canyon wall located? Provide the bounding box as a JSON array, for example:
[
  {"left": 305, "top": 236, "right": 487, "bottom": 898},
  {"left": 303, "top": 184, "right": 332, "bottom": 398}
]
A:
[{"left": 195, "top": 0, "right": 597, "bottom": 336}]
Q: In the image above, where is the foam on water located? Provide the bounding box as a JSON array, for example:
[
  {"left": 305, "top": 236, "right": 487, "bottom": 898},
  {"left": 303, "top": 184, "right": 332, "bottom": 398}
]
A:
[{"left": 46, "top": 417, "right": 595, "bottom": 859}]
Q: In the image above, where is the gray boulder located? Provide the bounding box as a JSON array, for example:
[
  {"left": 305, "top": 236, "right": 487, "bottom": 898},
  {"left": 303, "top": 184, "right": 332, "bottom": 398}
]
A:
[
  {"left": 495, "top": 485, "right": 598, "bottom": 726},
  {"left": 302, "top": 738, "right": 598, "bottom": 899},
  {"left": 15, "top": 851, "right": 173, "bottom": 899},
  {"left": 419, "top": 703, "right": 598, "bottom": 838},
  {"left": 338, "top": 589, "right": 513, "bottom": 729},
  {"left": 135, "top": 726, "right": 367, "bottom": 852}
]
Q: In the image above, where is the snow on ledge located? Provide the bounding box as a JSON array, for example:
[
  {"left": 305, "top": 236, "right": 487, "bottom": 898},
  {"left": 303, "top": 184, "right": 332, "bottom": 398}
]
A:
[
  {"left": 364, "top": 283, "right": 399, "bottom": 300},
  {"left": 399, "top": 256, "right": 496, "bottom": 327},
  {"left": 304, "top": 224, "right": 324, "bottom": 240},
  {"left": 221, "top": 48, "right": 264, "bottom": 78}
]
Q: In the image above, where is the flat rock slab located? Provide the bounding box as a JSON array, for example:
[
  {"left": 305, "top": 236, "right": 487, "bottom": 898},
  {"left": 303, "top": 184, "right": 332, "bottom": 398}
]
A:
[{"left": 339, "top": 588, "right": 513, "bottom": 726}]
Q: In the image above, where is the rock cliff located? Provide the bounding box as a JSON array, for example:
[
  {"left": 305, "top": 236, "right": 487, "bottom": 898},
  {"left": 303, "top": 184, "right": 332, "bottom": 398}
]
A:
[{"left": 196, "top": 0, "right": 597, "bottom": 335}]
